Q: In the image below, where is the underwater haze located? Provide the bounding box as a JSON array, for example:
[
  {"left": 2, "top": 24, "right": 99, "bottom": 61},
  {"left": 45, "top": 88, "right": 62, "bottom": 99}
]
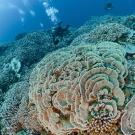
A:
[{"left": 0, "top": 0, "right": 135, "bottom": 43}]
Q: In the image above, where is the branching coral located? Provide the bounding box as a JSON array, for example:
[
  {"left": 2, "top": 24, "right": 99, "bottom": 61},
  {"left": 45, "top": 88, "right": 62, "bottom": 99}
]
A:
[{"left": 29, "top": 42, "right": 128, "bottom": 135}]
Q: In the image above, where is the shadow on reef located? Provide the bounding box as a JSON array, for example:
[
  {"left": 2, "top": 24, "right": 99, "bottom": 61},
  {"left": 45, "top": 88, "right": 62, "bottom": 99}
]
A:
[{"left": 14, "top": 32, "right": 28, "bottom": 41}]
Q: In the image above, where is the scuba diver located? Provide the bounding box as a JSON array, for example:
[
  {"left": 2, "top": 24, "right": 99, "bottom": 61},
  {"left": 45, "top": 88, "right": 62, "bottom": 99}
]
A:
[
  {"left": 105, "top": 2, "right": 114, "bottom": 11},
  {"left": 51, "top": 22, "right": 70, "bottom": 46}
]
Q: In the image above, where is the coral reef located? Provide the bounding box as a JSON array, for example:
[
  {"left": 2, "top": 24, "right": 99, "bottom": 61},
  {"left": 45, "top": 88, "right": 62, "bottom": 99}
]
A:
[
  {"left": 85, "top": 23, "right": 130, "bottom": 43},
  {"left": 11, "top": 57, "right": 21, "bottom": 78},
  {"left": 29, "top": 42, "right": 127, "bottom": 135},
  {"left": 121, "top": 95, "right": 135, "bottom": 135},
  {"left": 0, "top": 80, "right": 44, "bottom": 135},
  {"left": 125, "top": 64, "right": 135, "bottom": 88},
  {"left": 0, "top": 29, "right": 75, "bottom": 92},
  {"left": 14, "top": 32, "right": 28, "bottom": 41},
  {"left": 0, "top": 81, "right": 29, "bottom": 134},
  {"left": 124, "top": 42, "right": 135, "bottom": 55},
  {"left": 0, "top": 89, "right": 5, "bottom": 107},
  {"left": 11, "top": 58, "right": 21, "bottom": 74},
  {"left": 0, "top": 62, "right": 18, "bottom": 92},
  {"left": 71, "top": 33, "right": 89, "bottom": 46},
  {"left": 127, "top": 30, "right": 135, "bottom": 44},
  {"left": 124, "top": 15, "right": 135, "bottom": 30},
  {"left": 71, "top": 15, "right": 125, "bottom": 46},
  {"left": 74, "top": 15, "right": 124, "bottom": 37},
  {"left": 2, "top": 14, "right": 135, "bottom": 135},
  {"left": 15, "top": 89, "right": 44, "bottom": 134}
]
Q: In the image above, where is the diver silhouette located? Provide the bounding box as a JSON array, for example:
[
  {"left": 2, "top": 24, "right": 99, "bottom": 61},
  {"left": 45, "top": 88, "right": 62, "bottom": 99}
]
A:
[
  {"left": 105, "top": 2, "right": 114, "bottom": 11},
  {"left": 51, "top": 22, "right": 70, "bottom": 45}
]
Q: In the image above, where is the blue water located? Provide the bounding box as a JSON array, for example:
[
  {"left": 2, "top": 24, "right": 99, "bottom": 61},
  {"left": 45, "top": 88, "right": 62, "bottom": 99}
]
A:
[{"left": 0, "top": 0, "right": 135, "bottom": 43}]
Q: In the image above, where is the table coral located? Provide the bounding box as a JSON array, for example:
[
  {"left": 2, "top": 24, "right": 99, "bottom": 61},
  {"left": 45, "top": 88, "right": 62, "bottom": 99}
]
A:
[{"left": 29, "top": 42, "right": 127, "bottom": 135}]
